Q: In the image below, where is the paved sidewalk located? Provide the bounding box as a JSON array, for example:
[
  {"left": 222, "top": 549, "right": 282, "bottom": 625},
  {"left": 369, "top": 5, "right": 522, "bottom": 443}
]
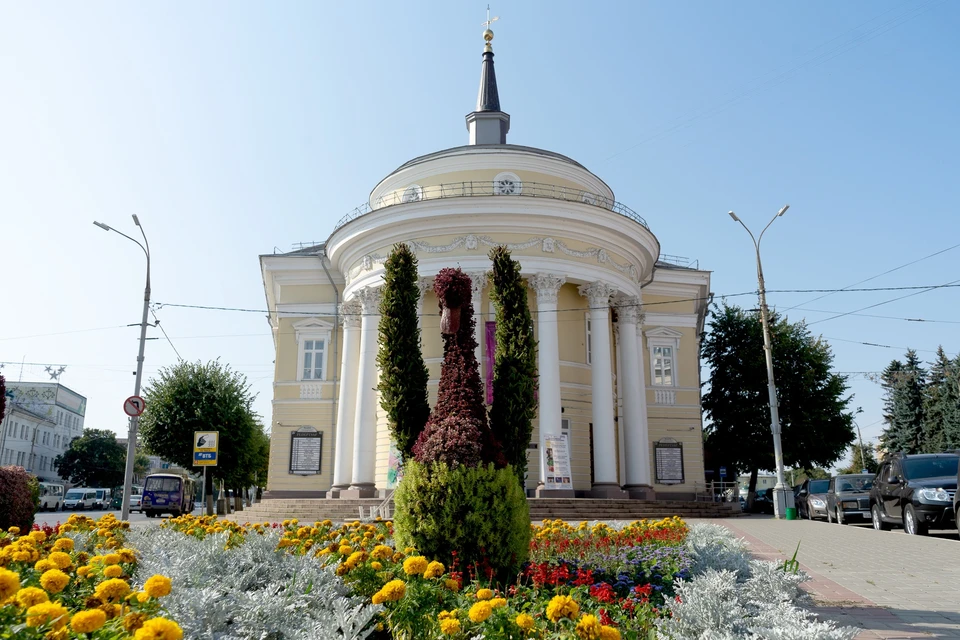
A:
[{"left": 695, "top": 517, "right": 960, "bottom": 639}]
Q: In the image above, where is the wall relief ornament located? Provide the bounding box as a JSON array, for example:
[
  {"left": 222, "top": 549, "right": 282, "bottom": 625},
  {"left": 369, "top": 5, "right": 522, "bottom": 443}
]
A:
[{"left": 347, "top": 235, "right": 641, "bottom": 283}]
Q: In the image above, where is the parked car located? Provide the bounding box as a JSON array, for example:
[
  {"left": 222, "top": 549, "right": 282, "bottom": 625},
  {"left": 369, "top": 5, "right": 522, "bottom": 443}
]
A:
[
  {"left": 795, "top": 478, "right": 830, "bottom": 520},
  {"left": 826, "top": 474, "right": 874, "bottom": 524},
  {"left": 751, "top": 488, "right": 774, "bottom": 514},
  {"left": 129, "top": 493, "right": 143, "bottom": 513},
  {"left": 870, "top": 452, "right": 958, "bottom": 535},
  {"left": 63, "top": 488, "right": 98, "bottom": 510}
]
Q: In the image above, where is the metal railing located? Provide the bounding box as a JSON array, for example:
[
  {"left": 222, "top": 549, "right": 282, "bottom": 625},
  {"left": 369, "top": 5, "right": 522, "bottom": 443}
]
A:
[{"left": 333, "top": 181, "right": 648, "bottom": 231}]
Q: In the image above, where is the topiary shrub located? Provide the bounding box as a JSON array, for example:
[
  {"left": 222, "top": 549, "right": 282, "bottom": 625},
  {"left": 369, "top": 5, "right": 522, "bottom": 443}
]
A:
[
  {"left": 393, "top": 460, "right": 530, "bottom": 581},
  {"left": 0, "top": 466, "right": 40, "bottom": 531}
]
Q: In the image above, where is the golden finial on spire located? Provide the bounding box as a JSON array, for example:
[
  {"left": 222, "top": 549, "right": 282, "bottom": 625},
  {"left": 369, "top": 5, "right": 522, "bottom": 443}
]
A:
[{"left": 482, "top": 4, "right": 498, "bottom": 52}]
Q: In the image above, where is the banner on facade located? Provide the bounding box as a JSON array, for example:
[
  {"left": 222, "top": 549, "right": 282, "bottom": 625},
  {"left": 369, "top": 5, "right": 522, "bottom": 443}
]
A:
[
  {"left": 654, "top": 439, "right": 684, "bottom": 485},
  {"left": 289, "top": 427, "right": 322, "bottom": 475},
  {"left": 543, "top": 433, "right": 572, "bottom": 490}
]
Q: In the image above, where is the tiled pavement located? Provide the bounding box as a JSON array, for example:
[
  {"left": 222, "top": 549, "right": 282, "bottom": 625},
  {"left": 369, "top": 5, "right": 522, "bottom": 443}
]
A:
[{"left": 693, "top": 516, "right": 960, "bottom": 639}]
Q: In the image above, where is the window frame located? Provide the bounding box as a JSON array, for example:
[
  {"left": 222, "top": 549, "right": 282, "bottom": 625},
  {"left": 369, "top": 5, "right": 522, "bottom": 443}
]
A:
[
  {"left": 645, "top": 327, "right": 683, "bottom": 388},
  {"left": 294, "top": 318, "right": 334, "bottom": 383}
]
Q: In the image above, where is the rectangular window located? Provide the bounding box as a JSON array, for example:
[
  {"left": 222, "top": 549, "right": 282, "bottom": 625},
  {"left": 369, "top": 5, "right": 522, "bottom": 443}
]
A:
[
  {"left": 585, "top": 316, "right": 593, "bottom": 365},
  {"left": 301, "top": 339, "right": 325, "bottom": 380},
  {"left": 652, "top": 346, "right": 674, "bottom": 386}
]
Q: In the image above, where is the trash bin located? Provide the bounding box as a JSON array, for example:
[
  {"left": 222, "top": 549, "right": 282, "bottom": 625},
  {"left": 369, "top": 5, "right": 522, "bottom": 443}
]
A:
[{"left": 785, "top": 507, "right": 798, "bottom": 520}]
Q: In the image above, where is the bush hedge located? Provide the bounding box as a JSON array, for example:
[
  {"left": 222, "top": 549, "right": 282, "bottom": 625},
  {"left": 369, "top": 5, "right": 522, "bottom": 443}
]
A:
[
  {"left": 0, "top": 465, "right": 40, "bottom": 531},
  {"left": 393, "top": 460, "right": 530, "bottom": 580}
]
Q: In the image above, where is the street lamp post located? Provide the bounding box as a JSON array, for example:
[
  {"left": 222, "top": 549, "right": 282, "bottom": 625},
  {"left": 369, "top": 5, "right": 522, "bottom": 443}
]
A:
[
  {"left": 728, "top": 205, "right": 794, "bottom": 519},
  {"left": 93, "top": 216, "right": 150, "bottom": 521}
]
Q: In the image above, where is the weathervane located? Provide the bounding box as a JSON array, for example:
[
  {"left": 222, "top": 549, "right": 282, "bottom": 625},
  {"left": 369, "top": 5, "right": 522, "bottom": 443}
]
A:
[
  {"left": 482, "top": 5, "right": 499, "bottom": 29},
  {"left": 44, "top": 365, "right": 66, "bottom": 381}
]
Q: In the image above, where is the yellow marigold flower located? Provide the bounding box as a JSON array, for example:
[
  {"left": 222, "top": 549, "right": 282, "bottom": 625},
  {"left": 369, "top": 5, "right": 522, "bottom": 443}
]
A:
[
  {"left": 440, "top": 618, "right": 461, "bottom": 635},
  {"left": 138, "top": 591, "right": 151, "bottom": 603},
  {"left": 546, "top": 594, "right": 580, "bottom": 623},
  {"left": 118, "top": 549, "right": 136, "bottom": 563},
  {"left": 490, "top": 597, "right": 507, "bottom": 608},
  {"left": 15, "top": 586, "right": 49, "bottom": 608},
  {"left": 48, "top": 552, "right": 72, "bottom": 570},
  {"left": 370, "top": 561, "right": 383, "bottom": 570},
  {"left": 34, "top": 559, "right": 56, "bottom": 573},
  {"left": 124, "top": 612, "right": 148, "bottom": 632},
  {"left": 77, "top": 566, "right": 93, "bottom": 578},
  {"left": 424, "top": 560, "right": 445, "bottom": 579},
  {"left": 101, "top": 602, "right": 122, "bottom": 619},
  {"left": 133, "top": 617, "right": 184, "bottom": 640},
  {"left": 599, "top": 626, "right": 621, "bottom": 640},
  {"left": 144, "top": 574, "right": 172, "bottom": 598},
  {"left": 516, "top": 613, "right": 535, "bottom": 631},
  {"left": 392, "top": 552, "right": 404, "bottom": 563},
  {"left": 39, "top": 569, "right": 70, "bottom": 594},
  {"left": 12, "top": 551, "right": 31, "bottom": 562},
  {"left": 338, "top": 545, "right": 353, "bottom": 555},
  {"left": 52, "top": 538, "right": 74, "bottom": 551},
  {"left": 468, "top": 601, "right": 493, "bottom": 623},
  {"left": 95, "top": 578, "right": 131, "bottom": 602},
  {"left": 438, "top": 609, "right": 459, "bottom": 620},
  {"left": 7, "top": 526, "right": 20, "bottom": 535},
  {"left": 371, "top": 545, "right": 393, "bottom": 560},
  {"left": 345, "top": 551, "right": 366, "bottom": 568},
  {"left": 575, "top": 614, "right": 603, "bottom": 639},
  {"left": 103, "top": 553, "right": 121, "bottom": 565},
  {"left": 371, "top": 591, "right": 385, "bottom": 605},
  {"left": 71, "top": 609, "right": 107, "bottom": 633},
  {"left": 104, "top": 564, "right": 124, "bottom": 578},
  {"left": 29, "top": 530, "right": 47, "bottom": 543},
  {"left": 26, "top": 601, "right": 69, "bottom": 629},
  {"left": 379, "top": 579, "right": 406, "bottom": 602},
  {"left": 402, "top": 556, "right": 428, "bottom": 576},
  {"left": 476, "top": 588, "right": 494, "bottom": 601},
  {"left": 444, "top": 579, "right": 460, "bottom": 592}
]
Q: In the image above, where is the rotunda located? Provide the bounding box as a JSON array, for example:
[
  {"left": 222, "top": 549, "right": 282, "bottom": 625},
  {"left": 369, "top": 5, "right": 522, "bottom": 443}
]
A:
[{"left": 259, "top": 28, "right": 711, "bottom": 502}]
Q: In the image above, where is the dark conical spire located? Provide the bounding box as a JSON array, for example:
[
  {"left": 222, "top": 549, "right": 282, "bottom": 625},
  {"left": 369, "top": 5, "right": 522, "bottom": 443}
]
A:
[{"left": 466, "top": 28, "right": 510, "bottom": 145}]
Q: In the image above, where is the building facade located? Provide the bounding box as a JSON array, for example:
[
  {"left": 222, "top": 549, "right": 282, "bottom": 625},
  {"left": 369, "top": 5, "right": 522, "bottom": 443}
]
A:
[
  {"left": 260, "top": 30, "right": 712, "bottom": 501},
  {"left": 0, "top": 382, "right": 87, "bottom": 483}
]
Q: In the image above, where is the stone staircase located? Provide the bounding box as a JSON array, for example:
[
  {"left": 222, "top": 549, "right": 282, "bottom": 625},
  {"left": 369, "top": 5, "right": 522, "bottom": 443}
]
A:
[{"left": 226, "top": 497, "right": 743, "bottom": 524}]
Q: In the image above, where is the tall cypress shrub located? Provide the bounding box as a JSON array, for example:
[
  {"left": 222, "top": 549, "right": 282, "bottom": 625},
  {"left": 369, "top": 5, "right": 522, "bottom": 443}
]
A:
[
  {"left": 376, "top": 243, "right": 430, "bottom": 461},
  {"left": 488, "top": 246, "right": 538, "bottom": 485}
]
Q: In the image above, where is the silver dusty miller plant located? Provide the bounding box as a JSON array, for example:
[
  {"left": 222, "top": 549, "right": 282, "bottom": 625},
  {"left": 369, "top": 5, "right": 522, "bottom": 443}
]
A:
[
  {"left": 127, "top": 527, "right": 380, "bottom": 640},
  {"left": 655, "top": 524, "right": 858, "bottom": 640}
]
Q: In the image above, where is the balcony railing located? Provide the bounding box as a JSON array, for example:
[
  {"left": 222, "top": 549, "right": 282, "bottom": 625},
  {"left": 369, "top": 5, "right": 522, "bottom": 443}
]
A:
[{"left": 333, "top": 181, "right": 648, "bottom": 231}]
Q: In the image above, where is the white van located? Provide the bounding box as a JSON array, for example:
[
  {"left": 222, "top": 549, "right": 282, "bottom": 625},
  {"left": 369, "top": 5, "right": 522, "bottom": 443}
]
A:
[
  {"left": 38, "top": 483, "right": 64, "bottom": 511},
  {"left": 63, "top": 488, "right": 98, "bottom": 510},
  {"left": 93, "top": 488, "right": 111, "bottom": 509}
]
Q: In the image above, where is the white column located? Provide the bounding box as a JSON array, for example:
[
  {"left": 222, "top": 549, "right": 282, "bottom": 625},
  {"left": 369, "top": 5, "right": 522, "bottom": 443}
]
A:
[
  {"left": 578, "top": 281, "right": 623, "bottom": 496},
  {"left": 616, "top": 295, "right": 652, "bottom": 494},
  {"left": 348, "top": 286, "right": 381, "bottom": 496},
  {"left": 469, "top": 271, "right": 489, "bottom": 379},
  {"left": 331, "top": 299, "right": 361, "bottom": 493},
  {"left": 529, "top": 273, "right": 568, "bottom": 495},
  {"left": 417, "top": 277, "right": 433, "bottom": 330}
]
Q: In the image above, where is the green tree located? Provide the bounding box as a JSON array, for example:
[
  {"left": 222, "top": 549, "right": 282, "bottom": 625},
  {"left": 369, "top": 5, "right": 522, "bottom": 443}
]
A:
[
  {"left": 138, "top": 360, "right": 259, "bottom": 494},
  {"left": 879, "top": 350, "right": 926, "bottom": 454},
  {"left": 376, "top": 243, "right": 431, "bottom": 462},
  {"left": 0, "top": 374, "right": 6, "bottom": 431},
  {"left": 488, "top": 246, "right": 538, "bottom": 485},
  {"left": 134, "top": 450, "right": 151, "bottom": 478},
  {"left": 921, "top": 347, "right": 960, "bottom": 452},
  {"left": 54, "top": 429, "right": 127, "bottom": 488},
  {"left": 701, "top": 303, "right": 855, "bottom": 499},
  {"left": 838, "top": 443, "right": 879, "bottom": 475}
]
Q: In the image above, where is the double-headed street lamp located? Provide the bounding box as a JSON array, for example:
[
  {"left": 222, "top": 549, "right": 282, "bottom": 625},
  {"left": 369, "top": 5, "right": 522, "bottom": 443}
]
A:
[
  {"left": 728, "top": 204, "right": 794, "bottom": 519},
  {"left": 93, "top": 216, "right": 150, "bottom": 521}
]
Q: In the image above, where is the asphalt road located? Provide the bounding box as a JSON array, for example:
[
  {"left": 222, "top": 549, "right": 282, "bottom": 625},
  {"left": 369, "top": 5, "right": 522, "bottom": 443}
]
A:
[{"left": 33, "top": 506, "right": 206, "bottom": 528}]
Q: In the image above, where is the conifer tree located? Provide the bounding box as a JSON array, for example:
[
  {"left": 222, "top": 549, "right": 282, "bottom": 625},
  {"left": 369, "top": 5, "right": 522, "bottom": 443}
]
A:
[
  {"left": 922, "top": 347, "right": 952, "bottom": 452},
  {"left": 879, "top": 350, "right": 926, "bottom": 454},
  {"left": 488, "top": 246, "right": 538, "bottom": 485},
  {"left": 376, "top": 243, "right": 430, "bottom": 461}
]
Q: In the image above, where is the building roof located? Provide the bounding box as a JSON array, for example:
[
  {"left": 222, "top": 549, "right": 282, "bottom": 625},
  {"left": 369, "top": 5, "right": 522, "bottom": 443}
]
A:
[{"left": 476, "top": 48, "right": 501, "bottom": 112}]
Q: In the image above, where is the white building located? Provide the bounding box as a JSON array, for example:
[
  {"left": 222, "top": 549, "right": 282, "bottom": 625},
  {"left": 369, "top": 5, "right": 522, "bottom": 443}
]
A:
[{"left": 0, "top": 382, "right": 87, "bottom": 483}]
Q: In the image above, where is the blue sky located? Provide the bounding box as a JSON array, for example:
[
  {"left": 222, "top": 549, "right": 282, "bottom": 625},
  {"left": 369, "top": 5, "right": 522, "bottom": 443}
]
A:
[{"left": 2, "top": 2, "right": 957, "bottom": 471}]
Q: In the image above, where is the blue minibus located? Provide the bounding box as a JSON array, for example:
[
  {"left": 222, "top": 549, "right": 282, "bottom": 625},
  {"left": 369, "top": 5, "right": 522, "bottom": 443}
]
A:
[{"left": 142, "top": 473, "right": 195, "bottom": 518}]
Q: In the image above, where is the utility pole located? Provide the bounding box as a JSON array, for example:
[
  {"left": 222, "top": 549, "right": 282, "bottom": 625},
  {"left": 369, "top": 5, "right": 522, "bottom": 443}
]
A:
[
  {"left": 728, "top": 205, "right": 795, "bottom": 519},
  {"left": 93, "top": 216, "right": 150, "bottom": 521}
]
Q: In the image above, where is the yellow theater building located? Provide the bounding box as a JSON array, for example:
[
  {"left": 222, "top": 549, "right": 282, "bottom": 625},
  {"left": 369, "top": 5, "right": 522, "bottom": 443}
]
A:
[{"left": 259, "top": 29, "right": 711, "bottom": 502}]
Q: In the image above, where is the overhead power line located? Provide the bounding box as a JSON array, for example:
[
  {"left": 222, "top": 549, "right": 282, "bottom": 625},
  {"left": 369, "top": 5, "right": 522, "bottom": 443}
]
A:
[{"left": 806, "top": 278, "right": 960, "bottom": 326}]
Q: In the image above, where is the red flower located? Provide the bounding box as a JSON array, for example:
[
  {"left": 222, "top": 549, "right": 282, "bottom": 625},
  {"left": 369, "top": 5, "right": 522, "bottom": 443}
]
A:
[
  {"left": 572, "top": 568, "right": 594, "bottom": 586},
  {"left": 634, "top": 584, "right": 653, "bottom": 597},
  {"left": 590, "top": 582, "right": 616, "bottom": 603}
]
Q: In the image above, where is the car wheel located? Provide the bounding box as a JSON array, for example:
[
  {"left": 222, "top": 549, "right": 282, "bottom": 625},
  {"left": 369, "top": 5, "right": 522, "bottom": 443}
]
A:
[
  {"left": 872, "top": 504, "right": 889, "bottom": 531},
  {"left": 903, "top": 505, "right": 928, "bottom": 535},
  {"left": 806, "top": 505, "right": 813, "bottom": 520},
  {"left": 827, "top": 506, "right": 833, "bottom": 523},
  {"left": 836, "top": 506, "right": 847, "bottom": 525}
]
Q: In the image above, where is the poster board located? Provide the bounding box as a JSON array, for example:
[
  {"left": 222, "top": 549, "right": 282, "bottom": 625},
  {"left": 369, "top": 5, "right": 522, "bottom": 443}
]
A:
[
  {"left": 654, "top": 439, "right": 684, "bottom": 485},
  {"left": 289, "top": 427, "right": 322, "bottom": 475},
  {"left": 543, "top": 433, "right": 572, "bottom": 490}
]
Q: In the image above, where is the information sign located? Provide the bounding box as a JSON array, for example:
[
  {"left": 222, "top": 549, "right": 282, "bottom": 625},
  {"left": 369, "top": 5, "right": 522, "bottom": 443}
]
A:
[
  {"left": 193, "top": 431, "right": 219, "bottom": 467},
  {"left": 543, "top": 433, "right": 572, "bottom": 490},
  {"left": 654, "top": 440, "right": 684, "bottom": 485},
  {"left": 289, "top": 427, "right": 322, "bottom": 475}
]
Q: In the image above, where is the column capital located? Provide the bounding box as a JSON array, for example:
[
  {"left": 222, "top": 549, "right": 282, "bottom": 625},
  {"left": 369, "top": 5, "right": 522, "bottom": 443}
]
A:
[
  {"left": 339, "top": 299, "right": 362, "bottom": 328},
  {"left": 578, "top": 281, "right": 617, "bottom": 308},
  {"left": 467, "top": 271, "right": 489, "bottom": 298},
  {"left": 615, "top": 295, "right": 642, "bottom": 325},
  {"left": 529, "top": 273, "right": 566, "bottom": 305},
  {"left": 354, "top": 286, "right": 382, "bottom": 314},
  {"left": 418, "top": 277, "right": 434, "bottom": 296}
]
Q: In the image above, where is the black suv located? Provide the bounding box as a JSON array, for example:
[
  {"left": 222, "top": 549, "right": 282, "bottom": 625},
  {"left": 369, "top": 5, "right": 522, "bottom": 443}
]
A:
[{"left": 870, "top": 452, "right": 958, "bottom": 535}]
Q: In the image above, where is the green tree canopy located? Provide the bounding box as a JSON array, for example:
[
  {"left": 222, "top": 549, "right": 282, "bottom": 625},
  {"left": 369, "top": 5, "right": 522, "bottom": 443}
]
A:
[
  {"left": 377, "top": 243, "right": 431, "bottom": 461},
  {"left": 489, "top": 246, "right": 538, "bottom": 485},
  {"left": 838, "top": 443, "right": 879, "bottom": 475},
  {"left": 138, "top": 360, "right": 260, "bottom": 488},
  {"left": 701, "top": 303, "right": 855, "bottom": 488},
  {"left": 880, "top": 350, "right": 926, "bottom": 454},
  {"left": 54, "top": 429, "right": 127, "bottom": 488}
]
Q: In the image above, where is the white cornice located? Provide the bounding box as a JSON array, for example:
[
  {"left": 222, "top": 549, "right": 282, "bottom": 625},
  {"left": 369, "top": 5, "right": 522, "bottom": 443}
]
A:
[{"left": 642, "top": 313, "right": 699, "bottom": 328}]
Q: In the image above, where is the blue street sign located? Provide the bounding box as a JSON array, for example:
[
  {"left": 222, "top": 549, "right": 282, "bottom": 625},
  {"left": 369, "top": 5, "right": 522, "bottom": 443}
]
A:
[
  {"left": 194, "top": 451, "right": 217, "bottom": 466},
  {"left": 719, "top": 466, "right": 727, "bottom": 478}
]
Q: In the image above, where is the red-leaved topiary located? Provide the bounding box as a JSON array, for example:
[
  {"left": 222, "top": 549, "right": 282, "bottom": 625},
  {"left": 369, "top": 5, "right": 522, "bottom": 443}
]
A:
[{"left": 0, "top": 465, "right": 40, "bottom": 532}]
